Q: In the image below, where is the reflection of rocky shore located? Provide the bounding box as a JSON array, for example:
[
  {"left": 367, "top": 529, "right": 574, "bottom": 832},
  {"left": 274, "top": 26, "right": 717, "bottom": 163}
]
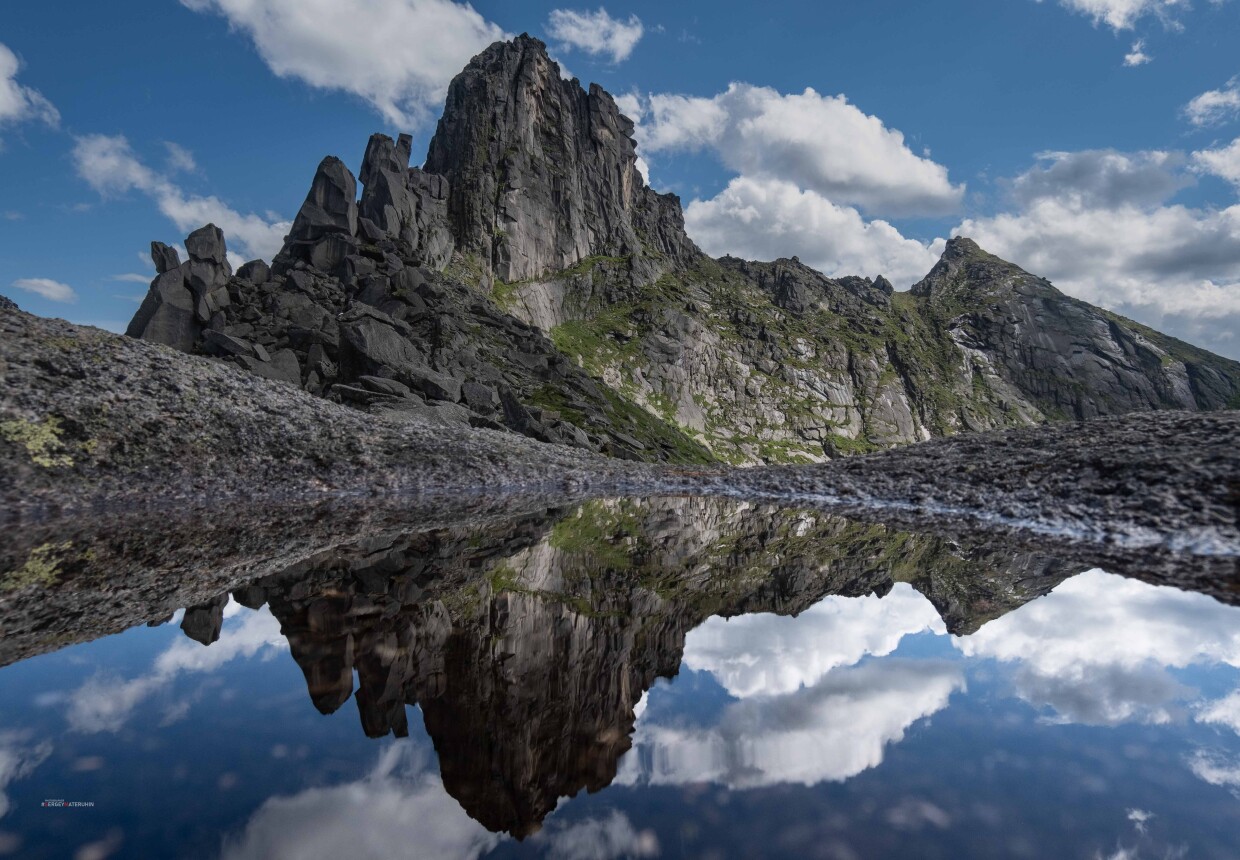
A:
[
  {"left": 0, "top": 493, "right": 584, "bottom": 668},
  {"left": 174, "top": 498, "right": 1079, "bottom": 836}
]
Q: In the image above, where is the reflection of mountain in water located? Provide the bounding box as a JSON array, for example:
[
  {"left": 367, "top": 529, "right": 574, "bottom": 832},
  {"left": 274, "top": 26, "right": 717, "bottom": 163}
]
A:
[{"left": 173, "top": 498, "right": 1080, "bottom": 837}]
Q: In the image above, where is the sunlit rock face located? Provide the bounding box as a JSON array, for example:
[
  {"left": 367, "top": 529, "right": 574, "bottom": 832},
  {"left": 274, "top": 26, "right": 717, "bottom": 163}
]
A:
[{"left": 153, "top": 498, "right": 1078, "bottom": 836}]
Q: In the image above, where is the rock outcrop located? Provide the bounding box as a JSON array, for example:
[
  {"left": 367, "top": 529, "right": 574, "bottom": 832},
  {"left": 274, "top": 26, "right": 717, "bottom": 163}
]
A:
[
  {"left": 126, "top": 147, "right": 711, "bottom": 461},
  {"left": 127, "top": 225, "right": 233, "bottom": 351},
  {"left": 124, "top": 35, "right": 1240, "bottom": 466},
  {"left": 425, "top": 34, "right": 694, "bottom": 286}
]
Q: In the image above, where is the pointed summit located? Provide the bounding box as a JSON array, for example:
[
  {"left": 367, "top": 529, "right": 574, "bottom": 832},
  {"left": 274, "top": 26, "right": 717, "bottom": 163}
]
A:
[
  {"left": 424, "top": 35, "right": 695, "bottom": 284},
  {"left": 910, "top": 235, "right": 1056, "bottom": 303}
]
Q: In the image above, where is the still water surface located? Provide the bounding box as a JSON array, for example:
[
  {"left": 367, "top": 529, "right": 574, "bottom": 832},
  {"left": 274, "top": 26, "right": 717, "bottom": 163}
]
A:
[{"left": 1, "top": 498, "right": 1238, "bottom": 858}]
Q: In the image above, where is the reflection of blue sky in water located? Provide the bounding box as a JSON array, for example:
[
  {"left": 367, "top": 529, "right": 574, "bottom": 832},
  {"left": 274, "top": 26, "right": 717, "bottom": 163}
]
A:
[
  {"left": 619, "top": 585, "right": 961, "bottom": 787},
  {"left": 619, "top": 570, "right": 1240, "bottom": 797},
  {"left": 222, "top": 742, "right": 659, "bottom": 860},
  {"left": 63, "top": 600, "right": 287, "bottom": 733},
  {"left": 957, "top": 570, "right": 1240, "bottom": 727},
  {"left": 1, "top": 569, "right": 1240, "bottom": 857}
]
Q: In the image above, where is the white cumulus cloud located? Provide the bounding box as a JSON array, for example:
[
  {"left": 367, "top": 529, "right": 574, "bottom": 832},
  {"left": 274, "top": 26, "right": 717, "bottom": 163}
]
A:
[
  {"left": 1048, "top": 0, "right": 1188, "bottom": 31},
  {"left": 617, "top": 584, "right": 960, "bottom": 789},
  {"left": 0, "top": 732, "right": 52, "bottom": 819},
  {"left": 682, "top": 583, "right": 946, "bottom": 698},
  {"left": 66, "top": 602, "right": 287, "bottom": 733},
  {"left": 1185, "top": 77, "right": 1240, "bottom": 127},
  {"left": 956, "top": 569, "right": 1240, "bottom": 725},
  {"left": 632, "top": 83, "right": 963, "bottom": 217},
  {"left": 72, "top": 134, "right": 290, "bottom": 261},
  {"left": 222, "top": 743, "right": 500, "bottom": 860},
  {"left": 617, "top": 660, "right": 963, "bottom": 789},
  {"left": 1197, "top": 689, "right": 1240, "bottom": 734},
  {"left": 546, "top": 7, "right": 644, "bottom": 63},
  {"left": 0, "top": 42, "right": 58, "bottom": 140},
  {"left": 1187, "top": 749, "right": 1240, "bottom": 791},
  {"left": 685, "top": 176, "right": 945, "bottom": 288},
  {"left": 10, "top": 278, "right": 76, "bottom": 303},
  {"left": 1193, "top": 136, "right": 1240, "bottom": 189},
  {"left": 1123, "top": 39, "right": 1152, "bottom": 66},
  {"left": 530, "top": 811, "right": 659, "bottom": 860},
  {"left": 956, "top": 148, "right": 1240, "bottom": 359},
  {"left": 180, "top": 0, "right": 506, "bottom": 127}
]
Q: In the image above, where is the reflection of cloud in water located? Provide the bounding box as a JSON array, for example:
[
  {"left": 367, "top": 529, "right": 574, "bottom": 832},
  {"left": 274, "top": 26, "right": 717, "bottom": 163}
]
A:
[
  {"left": 66, "top": 602, "right": 286, "bottom": 733},
  {"left": 618, "top": 660, "right": 962, "bottom": 788},
  {"left": 0, "top": 732, "right": 51, "bottom": 819},
  {"left": 683, "top": 583, "right": 945, "bottom": 698},
  {"left": 1187, "top": 749, "right": 1240, "bottom": 792},
  {"left": 1198, "top": 690, "right": 1240, "bottom": 735},
  {"left": 529, "top": 810, "right": 659, "bottom": 860},
  {"left": 222, "top": 742, "right": 500, "bottom": 860},
  {"left": 620, "top": 583, "right": 958, "bottom": 788},
  {"left": 956, "top": 570, "right": 1240, "bottom": 725}
]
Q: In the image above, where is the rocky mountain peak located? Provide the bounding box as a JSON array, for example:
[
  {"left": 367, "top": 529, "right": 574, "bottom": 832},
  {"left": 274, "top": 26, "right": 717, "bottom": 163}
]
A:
[
  {"left": 910, "top": 234, "right": 1052, "bottom": 303},
  {"left": 424, "top": 35, "right": 696, "bottom": 285}
]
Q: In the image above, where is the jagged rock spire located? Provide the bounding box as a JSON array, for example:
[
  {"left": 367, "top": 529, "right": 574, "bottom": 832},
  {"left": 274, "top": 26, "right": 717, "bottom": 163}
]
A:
[
  {"left": 424, "top": 33, "right": 695, "bottom": 284},
  {"left": 127, "top": 223, "right": 232, "bottom": 350}
]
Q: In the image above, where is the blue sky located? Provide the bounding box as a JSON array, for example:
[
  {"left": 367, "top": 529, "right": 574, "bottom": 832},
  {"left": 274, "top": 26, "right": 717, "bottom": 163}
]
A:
[{"left": 1, "top": 0, "right": 1239, "bottom": 356}]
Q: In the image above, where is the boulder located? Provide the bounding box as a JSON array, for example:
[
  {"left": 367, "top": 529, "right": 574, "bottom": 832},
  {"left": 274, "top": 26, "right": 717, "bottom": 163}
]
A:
[
  {"left": 359, "top": 375, "right": 412, "bottom": 398},
  {"left": 126, "top": 269, "right": 198, "bottom": 351},
  {"left": 287, "top": 157, "right": 358, "bottom": 243},
  {"left": 180, "top": 595, "right": 228, "bottom": 646},
  {"left": 405, "top": 366, "right": 462, "bottom": 402},
  {"left": 185, "top": 224, "right": 229, "bottom": 267},
  {"left": 237, "top": 260, "right": 270, "bottom": 283},
  {"left": 151, "top": 241, "right": 181, "bottom": 274},
  {"left": 202, "top": 329, "right": 260, "bottom": 359}
]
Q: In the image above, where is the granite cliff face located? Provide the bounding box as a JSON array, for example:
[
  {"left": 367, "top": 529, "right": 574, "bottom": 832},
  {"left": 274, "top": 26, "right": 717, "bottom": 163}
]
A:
[
  {"left": 425, "top": 36, "right": 694, "bottom": 286},
  {"left": 125, "top": 35, "right": 1240, "bottom": 465}
]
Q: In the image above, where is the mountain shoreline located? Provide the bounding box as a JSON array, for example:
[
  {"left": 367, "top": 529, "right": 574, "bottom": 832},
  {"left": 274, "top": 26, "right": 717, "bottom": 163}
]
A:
[{"left": 3, "top": 301, "right": 1236, "bottom": 599}]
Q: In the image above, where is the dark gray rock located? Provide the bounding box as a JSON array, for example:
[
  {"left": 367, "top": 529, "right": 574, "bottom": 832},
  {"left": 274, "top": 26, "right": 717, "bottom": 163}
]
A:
[
  {"left": 359, "top": 375, "right": 412, "bottom": 398},
  {"left": 280, "top": 156, "right": 359, "bottom": 271},
  {"left": 151, "top": 241, "right": 181, "bottom": 274},
  {"left": 180, "top": 594, "right": 228, "bottom": 646},
  {"left": 463, "top": 381, "right": 500, "bottom": 413},
  {"left": 203, "top": 329, "right": 260, "bottom": 359},
  {"left": 237, "top": 260, "right": 270, "bottom": 283},
  {"left": 126, "top": 269, "right": 198, "bottom": 351},
  {"left": 185, "top": 224, "right": 229, "bottom": 267},
  {"left": 424, "top": 34, "right": 697, "bottom": 284},
  {"left": 406, "top": 366, "right": 462, "bottom": 403}
]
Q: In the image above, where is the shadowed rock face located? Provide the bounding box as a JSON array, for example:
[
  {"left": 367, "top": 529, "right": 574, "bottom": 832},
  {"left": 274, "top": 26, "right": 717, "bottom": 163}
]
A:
[
  {"left": 169, "top": 498, "right": 1079, "bottom": 837},
  {"left": 908, "top": 238, "right": 1233, "bottom": 420},
  {"left": 425, "top": 34, "right": 694, "bottom": 286},
  {"left": 120, "top": 35, "right": 1240, "bottom": 465}
]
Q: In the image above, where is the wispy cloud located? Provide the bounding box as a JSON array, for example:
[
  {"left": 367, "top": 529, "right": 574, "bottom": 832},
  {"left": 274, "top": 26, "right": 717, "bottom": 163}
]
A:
[
  {"left": 546, "top": 7, "right": 645, "bottom": 63},
  {"left": 180, "top": 0, "right": 507, "bottom": 127},
  {"left": 72, "top": 133, "right": 290, "bottom": 261},
  {"left": 11, "top": 277, "right": 76, "bottom": 303},
  {"left": 1185, "top": 77, "right": 1240, "bottom": 127}
]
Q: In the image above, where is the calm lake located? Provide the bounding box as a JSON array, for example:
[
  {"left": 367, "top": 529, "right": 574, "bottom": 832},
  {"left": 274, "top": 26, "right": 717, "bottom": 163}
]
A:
[{"left": 1, "top": 498, "right": 1238, "bottom": 859}]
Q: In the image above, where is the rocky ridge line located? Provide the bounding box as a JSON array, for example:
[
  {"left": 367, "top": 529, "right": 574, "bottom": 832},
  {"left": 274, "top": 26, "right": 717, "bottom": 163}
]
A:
[{"left": 122, "top": 35, "right": 1240, "bottom": 465}]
